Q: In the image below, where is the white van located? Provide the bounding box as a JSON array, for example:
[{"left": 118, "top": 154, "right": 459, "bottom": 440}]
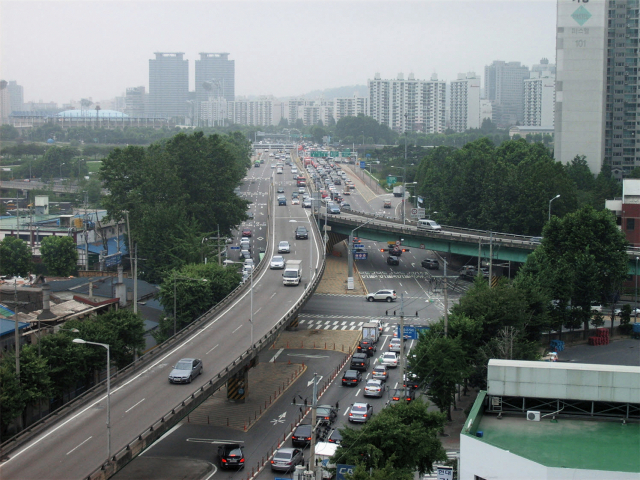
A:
[{"left": 417, "top": 219, "right": 442, "bottom": 231}]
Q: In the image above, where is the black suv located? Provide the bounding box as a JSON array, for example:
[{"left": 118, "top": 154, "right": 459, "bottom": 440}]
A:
[
  {"left": 341, "top": 369, "right": 362, "bottom": 386},
  {"left": 218, "top": 443, "right": 245, "bottom": 470},
  {"left": 292, "top": 424, "right": 313, "bottom": 447},
  {"left": 357, "top": 338, "right": 377, "bottom": 357},
  {"left": 295, "top": 226, "right": 309, "bottom": 239},
  {"left": 387, "top": 256, "right": 399, "bottom": 266},
  {"left": 350, "top": 353, "right": 370, "bottom": 371},
  {"left": 421, "top": 258, "right": 439, "bottom": 269}
]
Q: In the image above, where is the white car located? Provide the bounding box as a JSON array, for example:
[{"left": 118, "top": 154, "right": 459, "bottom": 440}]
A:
[
  {"left": 291, "top": 197, "right": 300, "bottom": 205},
  {"left": 366, "top": 289, "right": 397, "bottom": 303},
  {"left": 363, "top": 379, "right": 384, "bottom": 398},
  {"left": 389, "top": 338, "right": 403, "bottom": 353},
  {"left": 278, "top": 241, "right": 291, "bottom": 253},
  {"left": 270, "top": 255, "right": 286, "bottom": 269},
  {"left": 380, "top": 352, "right": 398, "bottom": 368}
]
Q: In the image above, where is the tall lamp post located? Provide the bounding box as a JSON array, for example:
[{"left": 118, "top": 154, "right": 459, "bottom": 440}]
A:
[
  {"left": 173, "top": 275, "right": 208, "bottom": 336},
  {"left": 636, "top": 257, "right": 639, "bottom": 318},
  {"left": 348, "top": 218, "right": 374, "bottom": 289},
  {"left": 60, "top": 162, "right": 65, "bottom": 178},
  {"left": 72, "top": 338, "right": 111, "bottom": 462},
  {"left": 548, "top": 194, "right": 560, "bottom": 222}
]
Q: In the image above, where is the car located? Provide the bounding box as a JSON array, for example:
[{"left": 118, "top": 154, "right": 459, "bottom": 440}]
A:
[
  {"left": 340, "top": 202, "right": 351, "bottom": 209},
  {"left": 241, "top": 228, "right": 252, "bottom": 237},
  {"left": 271, "top": 163, "right": 276, "bottom": 168},
  {"left": 277, "top": 186, "right": 285, "bottom": 193},
  {"left": 278, "top": 195, "right": 287, "bottom": 206},
  {"left": 278, "top": 241, "right": 290, "bottom": 253},
  {"left": 295, "top": 226, "right": 309, "bottom": 239},
  {"left": 363, "top": 379, "right": 385, "bottom": 398},
  {"left": 366, "top": 289, "right": 397, "bottom": 303},
  {"left": 421, "top": 258, "right": 439, "bottom": 269},
  {"left": 389, "top": 387, "right": 416, "bottom": 404},
  {"left": 369, "top": 319, "right": 385, "bottom": 334},
  {"left": 316, "top": 405, "right": 338, "bottom": 425},
  {"left": 239, "top": 249, "right": 251, "bottom": 260},
  {"left": 292, "top": 192, "right": 299, "bottom": 198},
  {"left": 348, "top": 402, "right": 373, "bottom": 423},
  {"left": 218, "top": 443, "right": 245, "bottom": 470},
  {"left": 270, "top": 255, "right": 286, "bottom": 269},
  {"left": 372, "top": 365, "right": 388, "bottom": 382},
  {"left": 389, "top": 338, "right": 403, "bottom": 353},
  {"left": 357, "top": 338, "right": 377, "bottom": 357},
  {"left": 168, "top": 358, "right": 203, "bottom": 384},
  {"left": 326, "top": 428, "right": 342, "bottom": 444},
  {"left": 277, "top": 167, "right": 283, "bottom": 174},
  {"left": 291, "top": 424, "right": 312, "bottom": 447},
  {"left": 380, "top": 352, "right": 398, "bottom": 368},
  {"left": 247, "top": 211, "right": 254, "bottom": 219},
  {"left": 328, "top": 204, "right": 341, "bottom": 214},
  {"left": 383, "top": 200, "right": 392, "bottom": 208},
  {"left": 298, "top": 187, "right": 306, "bottom": 194},
  {"left": 302, "top": 199, "right": 312, "bottom": 208},
  {"left": 403, "top": 373, "right": 420, "bottom": 391},
  {"left": 291, "top": 197, "right": 300, "bottom": 205},
  {"left": 350, "top": 353, "right": 370, "bottom": 371},
  {"left": 341, "top": 369, "right": 362, "bottom": 386},
  {"left": 387, "top": 255, "right": 399, "bottom": 266},
  {"left": 270, "top": 448, "right": 304, "bottom": 472}
]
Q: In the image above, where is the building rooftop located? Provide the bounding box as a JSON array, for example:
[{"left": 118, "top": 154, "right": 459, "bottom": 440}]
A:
[{"left": 464, "top": 407, "right": 640, "bottom": 473}]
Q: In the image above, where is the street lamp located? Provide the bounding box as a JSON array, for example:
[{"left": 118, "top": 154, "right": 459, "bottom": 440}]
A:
[
  {"left": 60, "top": 163, "right": 66, "bottom": 178},
  {"left": 548, "top": 194, "right": 560, "bottom": 222},
  {"left": 173, "top": 275, "right": 208, "bottom": 336},
  {"left": 72, "top": 338, "right": 111, "bottom": 462},
  {"left": 348, "top": 218, "right": 374, "bottom": 289}
]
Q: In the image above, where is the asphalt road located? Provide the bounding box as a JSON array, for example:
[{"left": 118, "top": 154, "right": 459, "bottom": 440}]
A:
[{"left": 0, "top": 151, "right": 324, "bottom": 480}]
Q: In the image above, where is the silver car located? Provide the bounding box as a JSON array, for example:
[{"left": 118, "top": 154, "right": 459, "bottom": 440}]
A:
[
  {"left": 270, "top": 255, "right": 286, "bottom": 269},
  {"left": 278, "top": 241, "right": 290, "bottom": 253},
  {"left": 168, "top": 358, "right": 203, "bottom": 384},
  {"left": 364, "top": 379, "right": 384, "bottom": 398},
  {"left": 389, "top": 338, "right": 403, "bottom": 352},
  {"left": 372, "top": 365, "right": 388, "bottom": 382},
  {"left": 270, "top": 448, "right": 304, "bottom": 472},
  {"left": 348, "top": 402, "right": 373, "bottom": 423}
]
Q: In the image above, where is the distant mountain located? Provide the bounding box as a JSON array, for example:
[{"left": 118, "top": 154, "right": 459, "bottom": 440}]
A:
[{"left": 298, "top": 85, "right": 368, "bottom": 100}]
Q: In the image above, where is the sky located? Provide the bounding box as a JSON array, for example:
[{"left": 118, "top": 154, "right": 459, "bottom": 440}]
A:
[{"left": 1, "top": 0, "right": 558, "bottom": 105}]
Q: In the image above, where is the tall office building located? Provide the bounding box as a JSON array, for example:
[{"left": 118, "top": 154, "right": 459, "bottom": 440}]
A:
[
  {"left": 124, "top": 86, "right": 146, "bottom": 117},
  {"left": 484, "top": 60, "right": 530, "bottom": 127},
  {"left": 368, "top": 73, "right": 446, "bottom": 134},
  {"left": 148, "top": 52, "right": 189, "bottom": 119},
  {"left": 450, "top": 72, "right": 481, "bottom": 132},
  {"left": 555, "top": 0, "right": 608, "bottom": 173},
  {"left": 524, "top": 71, "right": 556, "bottom": 127},
  {"left": 195, "top": 53, "right": 234, "bottom": 122}
]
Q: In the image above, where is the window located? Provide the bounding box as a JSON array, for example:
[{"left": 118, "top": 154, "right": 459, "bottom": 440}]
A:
[{"left": 628, "top": 218, "right": 635, "bottom": 230}]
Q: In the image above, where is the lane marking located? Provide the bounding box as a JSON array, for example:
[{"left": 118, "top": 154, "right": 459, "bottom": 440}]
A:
[
  {"left": 66, "top": 436, "right": 92, "bottom": 456},
  {"left": 270, "top": 348, "right": 284, "bottom": 362},
  {"left": 232, "top": 325, "right": 243, "bottom": 334},
  {"left": 355, "top": 388, "right": 362, "bottom": 396},
  {"left": 205, "top": 344, "right": 219, "bottom": 355},
  {"left": 125, "top": 398, "right": 146, "bottom": 413}
]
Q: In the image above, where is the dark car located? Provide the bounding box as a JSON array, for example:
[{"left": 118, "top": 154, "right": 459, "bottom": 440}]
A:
[
  {"left": 403, "top": 373, "right": 420, "bottom": 391},
  {"left": 327, "top": 428, "right": 342, "bottom": 444},
  {"left": 357, "top": 338, "right": 377, "bottom": 357},
  {"left": 316, "top": 405, "right": 338, "bottom": 426},
  {"left": 218, "top": 443, "right": 245, "bottom": 470},
  {"left": 341, "top": 369, "right": 362, "bottom": 386},
  {"left": 277, "top": 186, "right": 285, "bottom": 193},
  {"left": 292, "top": 424, "right": 313, "bottom": 447},
  {"left": 389, "top": 387, "right": 416, "bottom": 404},
  {"left": 241, "top": 228, "right": 252, "bottom": 237},
  {"left": 421, "top": 258, "right": 439, "bottom": 269},
  {"left": 295, "top": 226, "right": 309, "bottom": 239},
  {"left": 387, "top": 255, "right": 399, "bottom": 266},
  {"left": 350, "top": 353, "right": 370, "bottom": 371},
  {"left": 278, "top": 195, "right": 287, "bottom": 206},
  {"left": 271, "top": 448, "right": 304, "bottom": 472}
]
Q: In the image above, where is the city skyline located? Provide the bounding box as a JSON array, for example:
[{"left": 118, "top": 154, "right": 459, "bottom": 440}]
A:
[{"left": 1, "top": 0, "right": 556, "bottom": 105}]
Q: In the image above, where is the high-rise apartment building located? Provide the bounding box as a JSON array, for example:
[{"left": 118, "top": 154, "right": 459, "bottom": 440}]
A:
[
  {"left": 227, "top": 98, "right": 272, "bottom": 126},
  {"left": 334, "top": 96, "right": 369, "bottom": 122},
  {"left": 148, "top": 52, "right": 188, "bottom": 119},
  {"left": 484, "top": 61, "right": 530, "bottom": 127},
  {"left": 124, "top": 86, "right": 146, "bottom": 117},
  {"left": 368, "top": 73, "right": 446, "bottom": 134},
  {"left": 523, "top": 71, "right": 556, "bottom": 128},
  {"left": 604, "top": 0, "right": 639, "bottom": 175},
  {"left": 7, "top": 81, "right": 23, "bottom": 113},
  {"left": 449, "top": 72, "right": 481, "bottom": 132},
  {"left": 555, "top": 0, "right": 609, "bottom": 173},
  {"left": 195, "top": 53, "right": 235, "bottom": 123}
]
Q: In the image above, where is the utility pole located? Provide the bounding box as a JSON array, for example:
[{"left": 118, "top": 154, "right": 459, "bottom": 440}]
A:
[
  {"left": 309, "top": 372, "right": 319, "bottom": 477},
  {"left": 14, "top": 281, "right": 20, "bottom": 377},
  {"left": 133, "top": 243, "right": 138, "bottom": 314},
  {"left": 399, "top": 294, "right": 405, "bottom": 399}
]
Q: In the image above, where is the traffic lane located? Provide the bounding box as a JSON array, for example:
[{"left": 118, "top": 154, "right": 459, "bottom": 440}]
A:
[
  {"left": 116, "top": 350, "right": 349, "bottom": 480},
  {"left": 0, "top": 168, "right": 318, "bottom": 480}
]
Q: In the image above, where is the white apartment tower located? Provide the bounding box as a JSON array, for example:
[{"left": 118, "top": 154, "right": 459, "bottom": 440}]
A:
[
  {"left": 369, "top": 73, "right": 446, "bottom": 134},
  {"left": 450, "top": 72, "right": 481, "bottom": 132},
  {"left": 334, "top": 96, "right": 369, "bottom": 122},
  {"left": 226, "top": 98, "right": 273, "bottom": 126},
  {"left": 523, "top": 71, "right": 556, "bottom": 128}
]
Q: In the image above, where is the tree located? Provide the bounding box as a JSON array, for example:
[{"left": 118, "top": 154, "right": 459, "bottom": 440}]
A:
[
  {"left": 0, "top": 124, "right": 20, "bottom": 140},
  {"left": 41, "top": 236, "right": 78, "bottom": 276},
  {"left": 332, "top": 399, "right": 446, "bottom": 476},
  {"left": 409, "top": 337, "right": 469, "bottom": 420},
  {"left": 39, "top": 333, "right": 91, "bottom": 403},
  {"left": 0, "top": 236, "right": 32, "bottom": 276},
  {"left": 0, "top": 355, "right": 24, "bottom": 437}
]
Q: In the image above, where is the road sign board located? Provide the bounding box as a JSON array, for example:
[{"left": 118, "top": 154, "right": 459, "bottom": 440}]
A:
[
  {"left": 354, "top": 252, "right": 368, "bottom": 260},
  {"left": 337, "top": 464, "right": 356, "bottom": 480},
  {"left": 353, "top": 243, "right": 364, "bottom": 249},
  {"left": 230, "top": 246, "right": 241, "bottom": 250},
  {"left": 359, "top": 161, "right": 366, "bottom": 169},
  {"left": 410, "top": 207, "right": 425, "bottom": 218},
  {"left": 387, "top": 176, "right": 397, "bottom": 185},
  {"left": 396, "top": 324, "right": 430, "bottom": 339}
]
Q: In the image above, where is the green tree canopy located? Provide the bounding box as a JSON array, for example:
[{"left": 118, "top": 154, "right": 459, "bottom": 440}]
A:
[
  {"left": 335, "top": 114, "right": 398, "bottom": 145},
  {"left": 40, "top": 236, "right": 78, "bottom": 276},
  {"left": 0, "top": 236, "right": 32, "bottom": 276}
]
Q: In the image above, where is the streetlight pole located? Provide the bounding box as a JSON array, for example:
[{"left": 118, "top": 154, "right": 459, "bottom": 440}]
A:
[
  {"left": 60, "top": 162, "right": 65, "bottom": 178},
  {"left": 72, "top": 339, "right": 110, "bottom": 462},
  {"left": 249, "top": 266, "right": 254, "bottom": 349},
  {"left": 404, "top": 119, "right": 408, "bottom": 225},
  {"left": 548, "top": 194, "right": 560, "bottom": 222},
  {"left": 636, "top": 257, "right": 639, "bottom": 317}
]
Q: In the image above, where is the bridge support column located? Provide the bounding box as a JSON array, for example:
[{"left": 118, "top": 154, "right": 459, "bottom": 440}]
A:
[{"left": 227, "top": 370, "right": 249, "bottom": 403}]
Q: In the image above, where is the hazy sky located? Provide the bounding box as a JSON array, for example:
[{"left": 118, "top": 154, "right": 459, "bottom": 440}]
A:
[{"left": 1, "top": 0, "right": 557, "bottom": 105}]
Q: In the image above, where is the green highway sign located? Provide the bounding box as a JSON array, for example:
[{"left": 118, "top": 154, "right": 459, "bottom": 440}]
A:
[{"left": 387, "top": 176, "right": 397, "bottom": 185}]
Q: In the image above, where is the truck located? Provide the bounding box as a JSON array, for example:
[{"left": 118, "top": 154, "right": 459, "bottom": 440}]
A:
[
  {"left": 393, "top": 186, "right": 404, "bottom": 197},
  {"left": 282, "top": 260, "right": 302, "bottom": 286},
  {"left": 361, "top": 322, "right": 381, "bottom": 344},
  {"left": 314, "top": 442, "right": 338, "bottom": 479},
  {"left": 254, "top": 160, "right": 260, "bottom": 167}
]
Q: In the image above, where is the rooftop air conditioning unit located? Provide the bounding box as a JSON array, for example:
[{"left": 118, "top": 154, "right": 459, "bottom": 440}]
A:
[{"left": 527, "top": 410, "right": 541, "bottom": 422}]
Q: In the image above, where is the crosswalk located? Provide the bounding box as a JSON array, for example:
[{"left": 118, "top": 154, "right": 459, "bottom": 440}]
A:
[{"left": 297, "top": 316, "right": 433, "bottom": 331}]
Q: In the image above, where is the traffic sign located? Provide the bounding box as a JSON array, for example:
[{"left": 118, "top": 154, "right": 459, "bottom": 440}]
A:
[
  {"left": 387, "top": 176, "right": 397, "bottom": 185},
  {"left": 230, "top": 246, "right": 241, "bottom": 250},
  {"left": 410, "top": 207, "right": 425, "bottom": 218},
  {"left": 396, "top": 324, "right": 429, "bottom": 339},
  {"left": 354, "top": 252, "right": 368, "bottom": 260},
  {"left": 359, "top": 161, "right": 366, "bottom": 169},
  {"left": 353, "top": 243, "right": 364, "bottom": 249}
]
